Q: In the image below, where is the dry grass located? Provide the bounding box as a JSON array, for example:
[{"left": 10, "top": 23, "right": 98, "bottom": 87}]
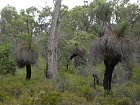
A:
[
  {"left": 119, "top": 38, "right": 135, "bottom": 61},
  {"left": 15, "top": 43, "right": 38, "bottom": 68}
]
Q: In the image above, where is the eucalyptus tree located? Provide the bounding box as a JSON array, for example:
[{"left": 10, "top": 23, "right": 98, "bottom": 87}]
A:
[
  {"left": 59, "top": 3, "right": 95, "bottom": 67},
  {"left": 0, "top": 5, "right": 19, "bottom": 51},
  {"left": 46, "top": 0, "right": 62, "bottom": 79},
  {"left": 0, "top": 5, "right": 19, "bottom": 75},
  {"left": 38, "top": 6, "right": 51, "bottom": 33},
  {"left": 0, "top": 5, "right": 18, "bottom": 34}
]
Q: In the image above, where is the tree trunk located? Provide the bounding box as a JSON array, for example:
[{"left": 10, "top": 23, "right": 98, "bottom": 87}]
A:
[
  {"left": 103, "top": 55, "right": 120, "bottom": 93},
  {"left": 46, "top": 0, "right": 62, "bottom": 79},
  {"left": 26, "top": 64, "right": 31, "bottom": 80}
]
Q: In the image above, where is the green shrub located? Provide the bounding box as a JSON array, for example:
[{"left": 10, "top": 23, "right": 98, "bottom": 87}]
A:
[
  {"left": 33, "top": 91, "right": 62, "bottom": 105},
  {"left": 115, "top": 97, "right": 132, "bottom": 105},
  {"left": 61, "top": 91, "right": 91, "bottom": 105},
  {"left": 80, "top": 86, "right": 94, "bottom": 101},
  {"left": 43, "top": 91, "right": 62, "bottom": 105},
  {"left": 133, "top": 67, "right": 140, "bottom": 84},
  {"left": 113, "top": 82, "right": 140, "bottom": 102},
  {"left": 0, "top": 44, "right": 16, "bottom": 75},
  {"left": 93, "top": 96, "right": 132, "bottom": 105}
]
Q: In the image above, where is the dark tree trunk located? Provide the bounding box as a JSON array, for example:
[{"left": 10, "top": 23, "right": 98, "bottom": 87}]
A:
[
  {"left": 93, "top": 74, "right": 99, "bottom": 86},
  {"left": 26, "top": 64, "right": 31, "bottom": 80},
  {"left": 103, "top": 55, "right": 120, "bottom": 93}
]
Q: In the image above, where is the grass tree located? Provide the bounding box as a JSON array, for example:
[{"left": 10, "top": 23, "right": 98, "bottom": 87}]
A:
[
  {"left": 68, "top": 43, "right": 86, "bottom": 69},
  {"left": 89, "top": 22, "right": 135, "bottom": 93},
  {"left": 15, "top": 19, "right": 38, "bottom": 80}
]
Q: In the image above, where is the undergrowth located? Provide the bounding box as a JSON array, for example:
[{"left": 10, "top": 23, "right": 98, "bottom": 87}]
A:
[{"left": 0, "top": 58, "right": 140, "bottom": 105}]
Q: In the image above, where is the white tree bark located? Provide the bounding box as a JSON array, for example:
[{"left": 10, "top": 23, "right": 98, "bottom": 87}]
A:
[{"left": 47, "top": 0, "right": 62, "bottom": 79}]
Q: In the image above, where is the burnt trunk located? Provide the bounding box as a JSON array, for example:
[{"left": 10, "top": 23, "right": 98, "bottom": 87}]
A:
[
  {"left": 26, "top": 64, "right": 31, "bottom": 80},
  {"left": 103, "top": 55, "right": 120, "bottom": 93},
  {"left": 93, "top": 74, "right": 99, "bottom": 86}
]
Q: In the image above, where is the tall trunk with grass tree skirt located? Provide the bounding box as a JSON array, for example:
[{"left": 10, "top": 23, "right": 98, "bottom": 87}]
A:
[
  {"left": 15, "top": 18, "right": 38, "bottom": 80},
  {"left": 89, "top": 22, "right": 136, "bottom": 93},
  {"left": 26, "top": 19, "right": 31, "bottom": 80}
]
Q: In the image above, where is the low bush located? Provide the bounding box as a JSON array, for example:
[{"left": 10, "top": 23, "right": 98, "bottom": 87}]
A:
[{"left": 0, "top": 44, "right": 16, "bottom": 75}]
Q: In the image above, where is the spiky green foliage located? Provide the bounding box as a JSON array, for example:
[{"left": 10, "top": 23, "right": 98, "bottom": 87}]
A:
[
  {"left": 94, "top": 26, "right": 104, "bottom": 37},
  {"left": 95, "top": 1, "right": 112, "bottom": 21},
  {"left": 15, "top": 43, "right": 38, "bottom": 68},
  {"left": 114, "top": 20, "right": 129, "bottom": 38},
  {"left": 90, "top": 35, "right": 135, "bottom": 64}
]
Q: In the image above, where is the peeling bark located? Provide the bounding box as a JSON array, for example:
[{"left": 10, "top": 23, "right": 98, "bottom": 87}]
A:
[{"left": 46, "top": 0, "right": 62, "bottom": 79}]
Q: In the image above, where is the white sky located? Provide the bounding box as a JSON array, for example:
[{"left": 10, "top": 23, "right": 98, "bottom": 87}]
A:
[
  {"left": 0, "top": 0, "right": 92, "bottom": 11},
  {"left": 0, "top": 0, "right": 139, "bottom": 12}
]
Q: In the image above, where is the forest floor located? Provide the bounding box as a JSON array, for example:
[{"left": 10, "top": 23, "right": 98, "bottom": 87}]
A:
[{"left": 0, "top": 59, "right": 140, "bottom": 105}]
